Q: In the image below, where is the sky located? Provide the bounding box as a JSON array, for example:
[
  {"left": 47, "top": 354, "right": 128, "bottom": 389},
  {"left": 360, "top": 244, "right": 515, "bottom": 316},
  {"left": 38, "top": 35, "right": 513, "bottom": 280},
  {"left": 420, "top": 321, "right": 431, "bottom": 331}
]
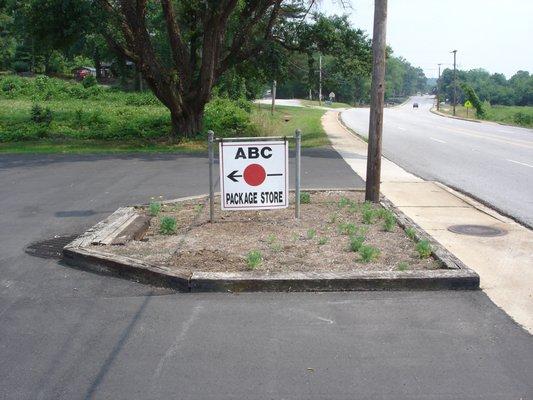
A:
[{"left": 319, "top": 0, "right": 533, "bottom": 79}]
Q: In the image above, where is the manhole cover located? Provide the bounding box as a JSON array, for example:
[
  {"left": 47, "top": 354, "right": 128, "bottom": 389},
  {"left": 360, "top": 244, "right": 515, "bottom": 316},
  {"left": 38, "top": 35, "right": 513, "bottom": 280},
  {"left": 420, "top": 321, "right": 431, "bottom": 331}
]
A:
[
  {"left": 447, "top": 224, "right": 507, "bottom": 237},
  {"left": 25, "top": 235, "right": 78, "bottom": 259}
]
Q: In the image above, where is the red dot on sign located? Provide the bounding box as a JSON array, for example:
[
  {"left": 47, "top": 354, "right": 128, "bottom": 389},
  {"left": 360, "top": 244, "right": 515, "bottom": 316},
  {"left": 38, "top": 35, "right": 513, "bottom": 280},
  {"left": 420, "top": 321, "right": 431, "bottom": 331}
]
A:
[{"left": 243, "top": 163, "right": 266, "bottom": 186}]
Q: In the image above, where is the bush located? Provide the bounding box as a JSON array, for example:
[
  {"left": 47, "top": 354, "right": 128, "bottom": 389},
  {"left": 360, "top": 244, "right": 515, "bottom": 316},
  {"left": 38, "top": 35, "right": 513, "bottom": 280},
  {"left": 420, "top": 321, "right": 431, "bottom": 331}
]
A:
[
  {"left": 149, "top": 202, "right": 161, "bottom": 216},
  {"left": 30, "top": 103, "right": 53, "bottom": 126},
  {"left": 203, "top": 97, "right": 256, "bottom": 137},
  {"left": 349, "top": 235, "right": 365, "bottom": 252},
  {"left": 12, "top": 61, "right": 30, "bottom": 73},
  {"left": 514, "top": 112, "right": 532, "bottom": 126},
  {"left": 82, "top": 75, "right": 97, "bottom": 88}
]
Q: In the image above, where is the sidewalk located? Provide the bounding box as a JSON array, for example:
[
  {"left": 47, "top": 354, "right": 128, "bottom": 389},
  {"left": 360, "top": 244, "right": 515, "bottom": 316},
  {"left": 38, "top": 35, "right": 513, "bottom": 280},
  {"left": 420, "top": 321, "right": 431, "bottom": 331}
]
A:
[{"left": 322, "top": 111, "right": 533, "bottom": 333}]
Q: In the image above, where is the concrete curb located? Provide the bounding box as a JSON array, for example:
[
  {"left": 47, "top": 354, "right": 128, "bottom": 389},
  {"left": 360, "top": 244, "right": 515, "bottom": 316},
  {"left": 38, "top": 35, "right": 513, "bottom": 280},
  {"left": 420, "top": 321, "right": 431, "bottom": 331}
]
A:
[{"left": 63, "top": 191, "right": 479, "bottom": 292}]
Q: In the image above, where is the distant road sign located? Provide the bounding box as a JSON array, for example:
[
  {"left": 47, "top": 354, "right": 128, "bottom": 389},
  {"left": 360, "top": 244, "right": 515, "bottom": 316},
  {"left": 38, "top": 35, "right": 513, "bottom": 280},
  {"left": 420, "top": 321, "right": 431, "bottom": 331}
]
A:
[
  {"left": 220, "top": 140, "right": 288, "bottom": 210},
  {"left": 464, "top": 100, "right": 473, "bottom": 108}
]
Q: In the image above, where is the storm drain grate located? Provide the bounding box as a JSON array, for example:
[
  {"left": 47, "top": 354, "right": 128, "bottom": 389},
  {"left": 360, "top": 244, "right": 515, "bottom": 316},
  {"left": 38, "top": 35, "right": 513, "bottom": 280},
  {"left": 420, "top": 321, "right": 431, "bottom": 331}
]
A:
[
  {"left": 447, "top": 224, "right": 507, "bottom": 237},
  {"left": 25, "top": 235, "right": 79, "bottom": 259}
]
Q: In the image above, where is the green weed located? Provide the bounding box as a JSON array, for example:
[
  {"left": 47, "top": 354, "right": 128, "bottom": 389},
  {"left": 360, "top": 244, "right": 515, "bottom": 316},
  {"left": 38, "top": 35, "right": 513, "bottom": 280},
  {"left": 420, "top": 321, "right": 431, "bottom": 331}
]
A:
[
  {"left": 318, "top": 237, "right": 328, "bottom": 245},
  {"left": 300, "top": 191, "right": 311, "bottom": 204},
  {"left": 405, "top": 227, "right": 417, "bottom": 241},
  {"left": 416, "top": 240, "right": 432, "bottom": 258},
  {"left": 339, "top": 222, "right": 358, "bottom": 236},
  {"left": 359, "top": 245, "right": 380, "bottom": 263},
  {"left": 397, "top": 262, "right": 409, "bottom": 271},
  {"left": 149, "top": 202, "right": 161, "bottom": 216},
  {"left": 159, "top": 216, "right": 177, "bottom": 235},
  {"left": 349, "top": 235, "right": 365, "bottom": 252},
  {"left": 267, "top": 234, "right": 277, "bottom": 244},
  {"left": 246, "top": 250, "right": 262, "bottom": 269},
  {"left": 383, "top": 211, "right": 396, "bottom": 232},
  {"left": 307, "top": 228, "right": 316, "bottom": 240}
]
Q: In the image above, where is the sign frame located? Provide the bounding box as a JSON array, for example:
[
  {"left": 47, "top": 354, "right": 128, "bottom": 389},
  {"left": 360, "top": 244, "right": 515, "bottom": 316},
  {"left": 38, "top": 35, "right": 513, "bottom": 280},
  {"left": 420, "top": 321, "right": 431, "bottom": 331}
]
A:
[
  {"left": 219, "top": 139, "right": 289, "bottom": 211},
  {"left": 207, "top": 131, "right": 302, "bottom": 221}
]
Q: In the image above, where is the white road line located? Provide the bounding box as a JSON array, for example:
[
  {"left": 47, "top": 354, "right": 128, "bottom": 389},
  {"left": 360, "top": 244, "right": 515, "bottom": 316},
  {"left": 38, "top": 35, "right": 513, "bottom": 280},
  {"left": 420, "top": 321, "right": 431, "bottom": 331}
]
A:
[
  {"left": 507, "top": 159, "right": 533, "bottom": 168},
  {"left": 430, "top": 137, "right": 447, "bottom": 144}
]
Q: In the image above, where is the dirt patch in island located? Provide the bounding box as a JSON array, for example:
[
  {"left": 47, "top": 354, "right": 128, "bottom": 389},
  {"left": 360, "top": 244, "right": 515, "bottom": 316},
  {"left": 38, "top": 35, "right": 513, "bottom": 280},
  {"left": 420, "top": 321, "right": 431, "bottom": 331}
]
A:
[{"left": 99, "top": 191, "right": 443, "bottom": 273}]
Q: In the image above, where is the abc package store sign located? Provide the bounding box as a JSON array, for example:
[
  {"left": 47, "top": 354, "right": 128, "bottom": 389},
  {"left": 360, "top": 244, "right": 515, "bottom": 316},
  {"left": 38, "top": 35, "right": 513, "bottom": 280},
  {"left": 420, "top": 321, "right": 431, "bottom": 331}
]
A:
[{"left": 220, "top": 140, "right": 288, "bottom": 210}]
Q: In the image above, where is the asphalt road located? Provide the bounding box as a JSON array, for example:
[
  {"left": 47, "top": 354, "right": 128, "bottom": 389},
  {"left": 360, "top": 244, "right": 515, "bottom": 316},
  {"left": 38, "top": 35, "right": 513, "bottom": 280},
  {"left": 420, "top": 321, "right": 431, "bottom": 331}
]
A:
[
  {"left": 341, "top": 96, "right": 533, "bottom": 227},
  {"left": 0, "top": 149, "right": 532, "bottom": 399}
]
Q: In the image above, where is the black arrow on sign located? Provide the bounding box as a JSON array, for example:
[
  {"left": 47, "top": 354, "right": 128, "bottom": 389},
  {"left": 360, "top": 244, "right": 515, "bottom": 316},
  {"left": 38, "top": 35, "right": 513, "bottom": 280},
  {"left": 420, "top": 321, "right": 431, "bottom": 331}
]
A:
[{"left": 227, "top": 170, "right": 242, "bottom": 182}]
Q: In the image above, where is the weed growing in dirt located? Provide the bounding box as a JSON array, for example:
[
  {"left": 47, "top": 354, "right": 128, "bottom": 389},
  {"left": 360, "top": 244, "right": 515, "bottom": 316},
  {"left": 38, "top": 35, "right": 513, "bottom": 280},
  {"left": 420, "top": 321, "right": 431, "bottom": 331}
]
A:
[
  {"left": 338, "top": 197, "right": 351, "bottom": 208},
  {"left": 405, "top": 227, "right": 417, "bottom": 241},
  {"left": 318, "top": 237, "right": 328, "bottom": 245},
  {"left": 359, "top": 245, "right": 380, "bottom": 262},
  {"left": 349, "top": 235, "right": 365, "bottom": 252},
  {"left": 307, "top": 229, "right": 317, "bottom": 239},
  {"left": 383, "top": 211, "right": 396, "bottom": 232},
  {"left": 194, "top": 204, "right": 204, "bottom": 213},
  {"left": 149, "top": 202, "right": 161, "bottom": 216},
  {"left": 159, "top": 216, "right": 177, "bottom": 235},
  {"left": 416, "top": 240, "right": 432, "bottom": 258},
  {"left": 246, "top": 250, "right": 262, "bottom": 269},
  {"left": 329, "top": 213, "right": 338, "bottom": 224},
  {"left": 339, "top": 222, "right": 358, "bottom": 236},
  {"left": 300, "top": 192, "right": 311, "bottom": 204},
  {"left": 397, "top": 262, "right": 409, "bottom": 271},
  {"left": 267, "top": 234, "right": 277, "bottom": 244}
]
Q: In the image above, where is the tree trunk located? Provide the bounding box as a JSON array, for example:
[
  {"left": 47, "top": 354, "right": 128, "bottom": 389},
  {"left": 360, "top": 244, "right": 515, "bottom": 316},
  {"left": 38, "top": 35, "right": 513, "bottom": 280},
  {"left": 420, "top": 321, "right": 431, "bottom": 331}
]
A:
[{"left": 170, "top": 108, "right": 204, "bottom": 139}]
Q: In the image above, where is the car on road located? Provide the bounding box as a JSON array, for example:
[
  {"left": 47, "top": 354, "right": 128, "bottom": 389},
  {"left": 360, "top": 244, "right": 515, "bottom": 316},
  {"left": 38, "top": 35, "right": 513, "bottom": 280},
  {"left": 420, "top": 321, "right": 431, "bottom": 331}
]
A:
[{"left": 413, "top": 102, "right": 419, "bottom": 108}]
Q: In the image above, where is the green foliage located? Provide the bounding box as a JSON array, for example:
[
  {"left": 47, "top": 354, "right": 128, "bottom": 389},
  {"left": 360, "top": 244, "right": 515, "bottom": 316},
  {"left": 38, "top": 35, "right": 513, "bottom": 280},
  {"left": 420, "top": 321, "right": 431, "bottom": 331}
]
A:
[
  {"left": 246, "top": 250, "right": 262, "bottom": 270},
  {"left": 30, "top": 104, "right": 53, "bottom": 126},
  {"left": 338, "top": 197, "right": 352, "bottom": 208},
  {"left": 349, "top": 235, "right": 365, "bottom": 252},
  {"left": 317, "top": 237, "right": 328, "bottom": 245},
  {"left": 203, "top": 97, "right": 256, "bottom": 137},
  {"left": 397, "top": 262, "right": 409, "bottom": 271},
  {"left": 359, "top": 245, "right": 380, "bottom": 263},
  {"left": 460, "top": 83, "right": 485, "bottom": 117},
  {"left": 416, "top": 240, "right": 432, "bottom": 259},
  {"left": 382, "top": 211, "right": 396, "bottom": 232},
  {"left": 149, "top": 202, "right": 161, "bottom": 216},
  {"left": 159, "top": 216, "right": 177, "bottom": 235},
  {"left": 405, "top": 227, "right": 417, "bottom": 241},
  {"left": 338, "top": 222, "right": 357, "bottom": 236},
  {"left": 300, "top": 191, "right": 311, "bottom": 204},
  {"left": 82, "top": 75, "right": 97, "bottom": 89},
  {"left": 362, "top": 207, "right": 376, "bottom": 225},
  {"left": 306, "top": 229, "right": 316, "bottom": 240}
]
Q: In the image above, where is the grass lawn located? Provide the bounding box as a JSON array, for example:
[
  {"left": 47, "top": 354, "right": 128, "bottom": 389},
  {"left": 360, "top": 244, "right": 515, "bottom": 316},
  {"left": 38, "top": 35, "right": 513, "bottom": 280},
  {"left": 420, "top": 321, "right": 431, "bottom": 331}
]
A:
[
  {"left": 0, "top": 100, "right": 329, "bottom": 154},
  {"left": 439, "top": 104, "right": 533, "bottom": 128}
]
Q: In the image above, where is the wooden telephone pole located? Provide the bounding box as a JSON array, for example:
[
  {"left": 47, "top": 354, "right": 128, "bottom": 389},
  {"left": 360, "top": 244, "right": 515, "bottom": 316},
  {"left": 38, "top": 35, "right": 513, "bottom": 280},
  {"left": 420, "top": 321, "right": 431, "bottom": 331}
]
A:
[{"left": 365, "top": 0, "right": 387, "bottom": 202}]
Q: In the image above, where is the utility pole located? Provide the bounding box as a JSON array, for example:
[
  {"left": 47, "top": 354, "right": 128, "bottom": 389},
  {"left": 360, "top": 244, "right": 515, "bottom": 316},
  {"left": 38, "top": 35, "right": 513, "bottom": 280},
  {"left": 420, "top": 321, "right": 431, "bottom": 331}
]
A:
[
  {"left": 318, "top": 54, "right": 322, "bottom": 106},
  {"left": 451, "top": 50, "right": 457, "bottom": 116},
  {"left": 365, "top": 0, "right": 387, "bottom": 202},
  {"left": 271, "top": 79, "right": 276, "bottom": 115},
  {"left": 436, "top": 63, "right": 442, "bottom": 110}
]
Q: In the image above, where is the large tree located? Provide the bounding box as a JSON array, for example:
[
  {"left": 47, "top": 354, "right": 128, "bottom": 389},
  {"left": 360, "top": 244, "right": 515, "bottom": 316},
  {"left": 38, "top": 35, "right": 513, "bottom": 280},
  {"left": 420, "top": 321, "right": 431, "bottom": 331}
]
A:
[{"left": 98, "top": 0, "right": 310, "bottom": 138}]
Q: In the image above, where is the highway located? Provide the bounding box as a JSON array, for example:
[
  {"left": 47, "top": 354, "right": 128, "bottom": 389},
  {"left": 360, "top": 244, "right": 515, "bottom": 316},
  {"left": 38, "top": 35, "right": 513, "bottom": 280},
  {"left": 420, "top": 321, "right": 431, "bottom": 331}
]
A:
[{"left": 341, "top": 96, "right": 533, "bottom": 227}]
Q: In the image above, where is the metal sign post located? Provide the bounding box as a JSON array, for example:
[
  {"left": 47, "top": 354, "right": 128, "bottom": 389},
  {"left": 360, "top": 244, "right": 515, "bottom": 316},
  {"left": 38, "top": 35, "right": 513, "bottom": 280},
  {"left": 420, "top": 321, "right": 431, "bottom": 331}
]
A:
[
  {"left": 295, "top": 129, "right": 301, "bottom": 219},
  {"left": 207, "top": 130, "right": 301, "bottom": 221}
]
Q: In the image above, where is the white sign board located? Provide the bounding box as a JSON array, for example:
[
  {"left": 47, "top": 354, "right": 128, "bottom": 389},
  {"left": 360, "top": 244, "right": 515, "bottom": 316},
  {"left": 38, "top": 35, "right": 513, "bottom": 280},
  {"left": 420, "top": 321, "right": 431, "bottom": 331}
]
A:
[{"left": 219, "top": 140, "right": 288, "bottom": 210}]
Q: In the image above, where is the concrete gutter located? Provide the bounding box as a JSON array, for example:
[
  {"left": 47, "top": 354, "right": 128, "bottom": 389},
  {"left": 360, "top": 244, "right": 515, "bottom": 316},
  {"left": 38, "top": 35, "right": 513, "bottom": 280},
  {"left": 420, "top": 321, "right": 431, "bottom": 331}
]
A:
[{"left": 324, "top": 110, "right": 533, "bottom": 333}]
